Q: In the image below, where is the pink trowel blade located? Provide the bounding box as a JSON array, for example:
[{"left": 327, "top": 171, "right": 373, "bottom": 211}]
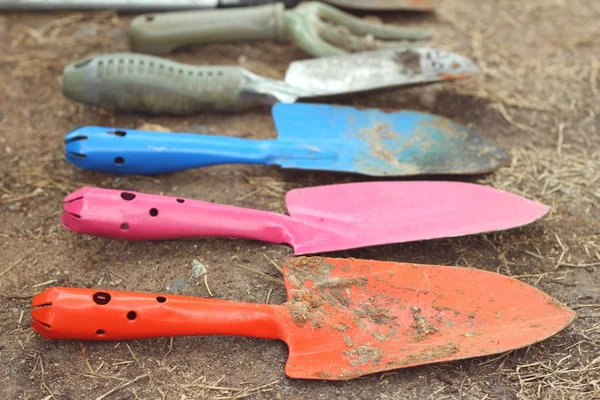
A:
[
  {"left": 285, "top": 181, "right": 550, "bottom": 254},
  {"left": 61, "top": 182, "right": 550, "bottom": 254}
]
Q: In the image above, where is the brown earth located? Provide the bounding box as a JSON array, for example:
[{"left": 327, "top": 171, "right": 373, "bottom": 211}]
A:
[{"left": 1, "top": 0, "right": 599, "bottom": 399}]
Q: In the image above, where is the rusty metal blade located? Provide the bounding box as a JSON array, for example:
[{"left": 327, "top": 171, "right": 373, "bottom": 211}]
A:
[
  {"left": 281, "top": 257, "right": 576, "bottom": 379},
  {"left": 286, "top": 48, "right": 480, "bottom": 97}
]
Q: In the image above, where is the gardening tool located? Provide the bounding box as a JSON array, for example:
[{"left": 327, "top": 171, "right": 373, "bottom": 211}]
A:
[
  {"left": 0, "top": 0, "right": 433, "bottom": 11},
  {"left": 127, "top": 2, "right": 431, "bottom": 57},
  {"left": 60, "top": 182, "right": 549, "bottom": 254},
  {"left": 64, "top": 103, "right": 509, "bottom": 177},
  {"left": 62, "top": 50, "right": 480, "bottom": 114},
  {"left": 32, "top": 257, "right": 576, "bottom": 380}
]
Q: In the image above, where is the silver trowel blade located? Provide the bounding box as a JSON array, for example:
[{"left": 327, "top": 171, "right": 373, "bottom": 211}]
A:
[{"left": 284, "top": 48, "right": 481, "bottom": 97}]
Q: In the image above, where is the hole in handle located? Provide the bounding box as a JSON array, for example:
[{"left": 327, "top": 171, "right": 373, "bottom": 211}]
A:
[
  {"left": 96, "top": 329, "right": 106, "bottom": 335},
  {"left": 127, "top": 311, "right": 137, "bottom": 320},
  {"left": 108, "top": 130, "right": 127, "bottom": 137},
  {"left": 114, "top": 156, "right": 125, "bottom": 164},
  {"left": 156, "top": 296, "right": 167, "bottom": 303},
  {"left": 93, "top": 292, "right": 111, "bottom": 305},
  {"left": 120, "top": 223, "right": 129, "bottom": 230},
  {"left": 121, "top": 192, "right": 136, "bottom": 201},
  {"left": 149, "top": 208, "right": 158, "bottom": 217}
]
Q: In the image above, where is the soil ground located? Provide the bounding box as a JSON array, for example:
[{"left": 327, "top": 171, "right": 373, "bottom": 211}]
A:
[{"left": 1, "top": 0, "right": 599, "bottom": 399}]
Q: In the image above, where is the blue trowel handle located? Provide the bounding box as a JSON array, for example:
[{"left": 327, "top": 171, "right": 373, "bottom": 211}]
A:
[{"left": 64, "top": 126, "right": 326, "bottom": 175}]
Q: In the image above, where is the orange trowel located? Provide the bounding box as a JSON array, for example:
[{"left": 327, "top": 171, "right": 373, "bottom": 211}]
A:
[{"left": 32, "top": 257, "right": 575, "bottom": 380}]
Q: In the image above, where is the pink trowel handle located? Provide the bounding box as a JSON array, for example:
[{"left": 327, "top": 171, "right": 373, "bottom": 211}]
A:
[{"left": 61, "top": 187, "right": 297, "bottom": 244}]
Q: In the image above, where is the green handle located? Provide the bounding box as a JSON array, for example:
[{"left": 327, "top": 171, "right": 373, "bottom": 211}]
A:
[
  {"left": 62, "top": 53, "right": 254, "bottom": 114},
  {"left": 128, "top": 3, "right": 287, "bottom": 55}
]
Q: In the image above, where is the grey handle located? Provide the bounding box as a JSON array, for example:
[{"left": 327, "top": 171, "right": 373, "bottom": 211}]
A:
[
  {"left": 62, "top": 53, "right": 257, "bottom": 114},
  {"left": 128, "top": 3, "right": 287, "bottom": 55}
]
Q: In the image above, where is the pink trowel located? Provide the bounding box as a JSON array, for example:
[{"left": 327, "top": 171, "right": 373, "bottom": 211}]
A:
[{"left": 61, "top": 181, "right": 550, "bottom": 254}]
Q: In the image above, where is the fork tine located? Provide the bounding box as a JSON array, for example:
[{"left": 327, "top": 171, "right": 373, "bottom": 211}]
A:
[
  {"left": 285, "top": 12, "right": 347, "bottom": 57},
  {"left": 315, "top": 18, "right": 381, "bottom": 53},
  {"left": 313, "top": 2, "right": 431, "bottom": 41}
]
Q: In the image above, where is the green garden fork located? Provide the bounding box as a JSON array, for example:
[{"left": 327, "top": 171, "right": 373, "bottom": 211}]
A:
[{"left": 128, "top": 1, "right": 431, "bottom": 57}]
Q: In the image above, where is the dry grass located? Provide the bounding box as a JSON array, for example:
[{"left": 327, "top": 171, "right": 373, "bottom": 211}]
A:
[
  {"left": 508, "top": 326, "right": 600, "bottom": 400},
  {"left": 2, "top": 11, "right": 122, "bottom": 77},
  {"left": 180, "top": 377, "right": 280, "bottom": 399},
  {"left": 437, "top": 0, "right": 600, "bottom": 117},
  {"left": 483, "top": 147, "right": 600, "bottom": 208},
  {"left": 77, "top": 342, "right": 280, "bottom": 400}
]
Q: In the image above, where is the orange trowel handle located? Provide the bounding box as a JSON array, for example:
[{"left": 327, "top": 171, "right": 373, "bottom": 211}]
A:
[{"left": 32, "top": 287, "right": 285, "bottom": 341}]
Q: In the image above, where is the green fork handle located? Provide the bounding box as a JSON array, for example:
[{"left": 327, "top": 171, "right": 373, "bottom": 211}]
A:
[
  {"left": 128, "top": 1, "right": 432, "bottom": 57},
  {"left": 129, "top": 3, "right": 287, "bottom": 55}
]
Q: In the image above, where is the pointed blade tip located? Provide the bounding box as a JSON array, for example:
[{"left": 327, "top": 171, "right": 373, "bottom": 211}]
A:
[{"left": 531, "top": 202, "right": 551, "bottom": 221}]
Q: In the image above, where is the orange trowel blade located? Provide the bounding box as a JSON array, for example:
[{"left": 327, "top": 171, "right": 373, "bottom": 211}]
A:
[{"left": 281, "top": 257, "right": 575, "bottom": 379}]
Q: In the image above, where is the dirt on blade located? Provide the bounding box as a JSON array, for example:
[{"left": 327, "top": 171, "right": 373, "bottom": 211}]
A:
[{"left": 1, "top": 1, "right": 599, "bottom": 399}]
